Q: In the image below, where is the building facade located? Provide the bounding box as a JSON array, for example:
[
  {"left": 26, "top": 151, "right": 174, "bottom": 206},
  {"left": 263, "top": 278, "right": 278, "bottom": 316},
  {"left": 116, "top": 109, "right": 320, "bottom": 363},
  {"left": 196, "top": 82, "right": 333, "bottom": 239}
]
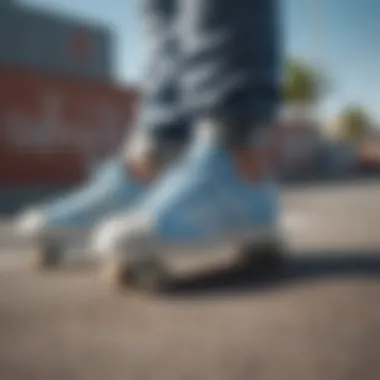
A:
[{"left": 0, "top": 0, "right": 113, "bottom": 82}]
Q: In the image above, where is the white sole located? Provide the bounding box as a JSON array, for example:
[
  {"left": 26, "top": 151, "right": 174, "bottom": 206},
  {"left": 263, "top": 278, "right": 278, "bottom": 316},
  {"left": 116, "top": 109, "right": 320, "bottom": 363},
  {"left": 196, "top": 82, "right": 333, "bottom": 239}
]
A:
[{"left": 109, "top": 226, "right": 284, "bottom": 276}]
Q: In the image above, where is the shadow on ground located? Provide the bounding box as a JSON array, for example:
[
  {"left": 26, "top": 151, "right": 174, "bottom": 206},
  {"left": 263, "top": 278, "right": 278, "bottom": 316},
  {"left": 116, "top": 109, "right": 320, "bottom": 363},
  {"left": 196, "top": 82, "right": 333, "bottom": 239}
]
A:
[{"left": 167, "top": 250, "right": 380, "bottom": 298}]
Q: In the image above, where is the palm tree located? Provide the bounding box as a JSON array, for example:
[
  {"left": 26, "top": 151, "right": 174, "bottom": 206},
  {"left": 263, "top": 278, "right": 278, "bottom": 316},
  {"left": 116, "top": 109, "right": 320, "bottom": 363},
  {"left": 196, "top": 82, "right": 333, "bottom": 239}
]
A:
[
  {"left": 335, "top": 105, "right": 371, "bottom": 141},
  {"left": 282, "top": 58, "right": 327, "bottom": 122}
]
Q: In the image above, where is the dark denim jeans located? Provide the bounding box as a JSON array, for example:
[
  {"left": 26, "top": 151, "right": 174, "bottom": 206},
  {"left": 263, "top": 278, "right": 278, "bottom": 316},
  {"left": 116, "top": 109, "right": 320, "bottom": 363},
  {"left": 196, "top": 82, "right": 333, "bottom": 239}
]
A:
[{"left": 138, "top": 0, "right": 281, "bottom": 143}]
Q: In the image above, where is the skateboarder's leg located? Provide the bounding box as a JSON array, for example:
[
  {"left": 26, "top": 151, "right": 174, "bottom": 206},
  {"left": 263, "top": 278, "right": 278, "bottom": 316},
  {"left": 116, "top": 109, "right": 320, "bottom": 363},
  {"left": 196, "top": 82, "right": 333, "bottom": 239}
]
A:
[{"left": 92, "top": 0, "right": 283, "bottom": 286}]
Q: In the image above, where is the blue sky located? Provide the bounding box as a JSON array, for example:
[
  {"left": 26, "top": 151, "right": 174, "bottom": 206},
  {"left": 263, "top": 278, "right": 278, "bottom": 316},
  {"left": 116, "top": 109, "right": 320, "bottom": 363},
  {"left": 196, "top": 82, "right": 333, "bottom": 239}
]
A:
[{"left": 20, "top": 0, "right": 380, "bottom": 121}]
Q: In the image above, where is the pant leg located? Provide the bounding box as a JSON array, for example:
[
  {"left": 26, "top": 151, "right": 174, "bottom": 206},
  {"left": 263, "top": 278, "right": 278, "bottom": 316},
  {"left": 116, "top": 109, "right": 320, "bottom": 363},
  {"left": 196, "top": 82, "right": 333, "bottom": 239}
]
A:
[
  {"left": 137, "top": 0, "right": 190, "bottom": 144},
  {"left": 177, "top": 0, "right": 282, "bottom": 144}
]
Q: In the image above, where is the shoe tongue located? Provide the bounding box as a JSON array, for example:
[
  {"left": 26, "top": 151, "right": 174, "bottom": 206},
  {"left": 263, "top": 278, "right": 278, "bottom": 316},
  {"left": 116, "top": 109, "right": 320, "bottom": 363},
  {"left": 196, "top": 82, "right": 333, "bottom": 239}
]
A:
[
  {"left": 195, "top": 117, "right": 270, "bottom": 149},
  {"left": 192, "top": 119, "right": 248, "bottom": 164},
  {"left": 195, "top": 119, "right": 225, "bottom": 147},
  {"left": 187, "top": 131, "right": 231, "bottom": 171},
  {"left": 123, "top": 131, "right": 184, "bottom": 168}
]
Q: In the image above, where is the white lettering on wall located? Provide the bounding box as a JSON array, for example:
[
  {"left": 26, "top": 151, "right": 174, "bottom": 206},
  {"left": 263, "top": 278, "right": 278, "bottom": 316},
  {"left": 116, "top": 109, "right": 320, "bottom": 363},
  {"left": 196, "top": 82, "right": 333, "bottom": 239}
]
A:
[{"left": 4, "top": 92, "right": 127, "bottom": 173}]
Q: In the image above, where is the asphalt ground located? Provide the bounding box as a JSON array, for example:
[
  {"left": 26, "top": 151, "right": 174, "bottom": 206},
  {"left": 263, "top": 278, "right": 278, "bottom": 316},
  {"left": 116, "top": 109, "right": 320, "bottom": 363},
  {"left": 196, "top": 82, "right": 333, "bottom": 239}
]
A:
[{"left": 0, "top": 180, "right": 379, "bottom": 380}]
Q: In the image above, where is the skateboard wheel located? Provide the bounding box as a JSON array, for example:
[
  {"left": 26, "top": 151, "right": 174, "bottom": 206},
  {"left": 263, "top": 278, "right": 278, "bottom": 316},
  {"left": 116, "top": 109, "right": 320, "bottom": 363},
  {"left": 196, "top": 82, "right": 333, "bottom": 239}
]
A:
[
  {"left": 31, "top": 240, "right": 64, "bottom": 270},
  {"left": 104, "top": 257, "right": 170, "bottom": 294},
  {"left": 236, "top": 239, "right": 286, "bottom": 272},
  {"left": 102, "top": 259, "right": 134, "bottom": 290}
]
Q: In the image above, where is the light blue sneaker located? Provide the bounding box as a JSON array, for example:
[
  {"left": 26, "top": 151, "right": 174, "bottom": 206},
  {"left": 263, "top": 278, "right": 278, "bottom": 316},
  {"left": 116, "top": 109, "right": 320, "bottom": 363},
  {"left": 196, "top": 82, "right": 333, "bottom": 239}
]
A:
[
  {"left": 14, "top": 155, "right": 146, "bottom": 268},
  {"left": 93, "top": 123, "right": 284, "bottom": 291}
]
